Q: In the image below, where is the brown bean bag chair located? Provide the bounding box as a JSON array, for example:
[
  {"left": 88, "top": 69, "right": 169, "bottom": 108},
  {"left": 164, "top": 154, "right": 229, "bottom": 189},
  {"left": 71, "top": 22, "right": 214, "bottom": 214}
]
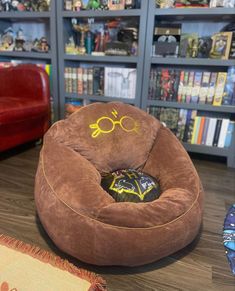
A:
[{"left": 35, "top": 102, "right": 204, "bottom": 266}]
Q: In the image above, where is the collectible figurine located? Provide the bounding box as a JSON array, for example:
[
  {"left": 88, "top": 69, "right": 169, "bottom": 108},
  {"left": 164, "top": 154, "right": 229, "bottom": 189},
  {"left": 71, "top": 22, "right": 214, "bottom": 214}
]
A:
[
  {"left": 87, "top": 0, "right": 101, "bottom": 9},
  {"left": 108, "top": 0, "right": 125, "bottom": 10},
  {"left": 0, "top": 27, "right": 14, "bottom": 51},
  {"left": 65, "top": 36, "right": 77, "bottom": 54},
  {"left": 125, "top": 0, "right": 136, "bottom": 9},
  {"left": 2, "top": 0, "right": 12, "bottom": 11},
  {"left": 73, "top": 0, "right": 83, "bottom": 10},
  {"left": 65, "top": 0, "right": 73, "bottom": 10},
  {"left": 39, "top": 36, "right": 50, "bottom": 52},
  {"left": 197, "top": 36, "right": 212, "bottom": 58},
  {"left": 14, "top": 28, "right": 25, "bottom": 51},
  {"left": 32, "top": 36, "right": 50, "bottom": 52},
  {"left": 72, "top": 19, "right": 89, "bottom": 54},
  {"left": 37, "top": 0, "right": 50, "bottom": 11}
]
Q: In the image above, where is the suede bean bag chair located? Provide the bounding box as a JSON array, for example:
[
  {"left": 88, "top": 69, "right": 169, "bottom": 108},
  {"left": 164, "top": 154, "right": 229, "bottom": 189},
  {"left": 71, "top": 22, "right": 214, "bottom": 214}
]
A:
[{"left": 35, "top": 102, "right": 204, "bottom": 266}]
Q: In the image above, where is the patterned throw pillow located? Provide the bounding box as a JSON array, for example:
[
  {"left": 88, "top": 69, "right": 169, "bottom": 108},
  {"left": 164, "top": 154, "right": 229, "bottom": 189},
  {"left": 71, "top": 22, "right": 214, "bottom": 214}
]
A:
[{"left": 101, "top": 169, "right": 161, "bottom": 203}]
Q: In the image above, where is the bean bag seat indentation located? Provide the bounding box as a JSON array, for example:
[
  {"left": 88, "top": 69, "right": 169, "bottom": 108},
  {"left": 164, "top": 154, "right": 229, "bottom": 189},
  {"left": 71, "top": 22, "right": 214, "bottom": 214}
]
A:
[{"left": 35, "top": 102, "right": 204, "bottom": 266}]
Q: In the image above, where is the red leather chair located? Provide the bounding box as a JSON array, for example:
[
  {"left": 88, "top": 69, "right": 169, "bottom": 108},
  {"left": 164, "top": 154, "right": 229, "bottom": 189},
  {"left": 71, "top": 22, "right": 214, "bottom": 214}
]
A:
[{"left": 0, "top": 64, "right": 51, "bottom": 152}]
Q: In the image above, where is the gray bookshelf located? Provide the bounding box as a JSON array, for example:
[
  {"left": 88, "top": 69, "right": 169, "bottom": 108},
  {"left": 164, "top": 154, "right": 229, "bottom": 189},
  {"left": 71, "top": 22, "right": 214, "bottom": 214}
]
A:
[
  {"left": 56, "top": 0, "right": 148, "bottom": 118},
  {"left": 141, "top": 0, "right": 235, "bottom": 168},
  {"left": 0, "top": 0, "right": 59, "bottom": 121}
]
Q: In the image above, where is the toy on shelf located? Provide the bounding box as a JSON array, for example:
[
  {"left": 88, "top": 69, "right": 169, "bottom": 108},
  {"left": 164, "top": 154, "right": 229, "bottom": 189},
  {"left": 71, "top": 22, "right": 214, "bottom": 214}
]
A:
[
  {"left": 72, "top": 19, "right": 90, "bottom": 54},
  {"left": 0, "top": 27, "right": 14, "bottom": 51},
  {"left": 0, "top": 0, "right": 51, "bottom": 11},
  {"left": 32, "top": 36, "right": 50, "bottom": 53},
  {"left": 14, "top": 28, "right": 25, "bottom": 51}
]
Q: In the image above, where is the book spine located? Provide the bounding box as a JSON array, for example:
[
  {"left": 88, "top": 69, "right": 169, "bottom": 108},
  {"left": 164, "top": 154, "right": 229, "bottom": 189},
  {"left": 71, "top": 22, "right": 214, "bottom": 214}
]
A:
[
  {"left": 93, "top": 67, "right": 100, "bottom": 95},
  {"left": 213, "top": 119, "right": 222, "bottom": 147},
  {"left": 205, "top": 118, "right": 217, "bottom": 146},
  {"left": 99, "top": 67, "right": 104, "bottom": 96},
  {"left": 191, "top": 116, "right": 200, "bottom": 144},
  {"left": 196, "top": 116, "right": 205, "bottom": 145},
  {"left": 87, "top": 68, "right": 93, "bottom": 95},
  {"left": 77, "top": 67, "right": 83, "bottom": 95},
  {"left": 224, "top": 121, "right": 235, "bottom": 148},
  {"left": 201, "top": 117, "right": 210, "bottom": 145},
  {"left": 68, "top": 67, "right": 73, "bottom": 94},
  {"left": 64, "top": 67, "right": 69, "bottom": 93},
  {"left": 72, "top": 67, "right": 77, "bottom": 93},
  {"left": 213, "top": 72, "right": 227, "bottom": 106},
  {"left": 186, "top": 110, "right": 197, "bottom": 143},
  {"left": 199, "top": 72, "right": 211, "bottom": 104},
  {"left": 181, "top": 71, "right": 189, "bottom": 103},
  {"left": 83, "top": 68, "right": 88, "bottom": 95},
  {"left": 186, "top": 71, "right": 194, "bottom": 104},
  {"left": 222, "top": 66, "right": 235, "bottom": 105},
  {"left": 218, "top": 119, "right": 230, "bottom": 148},
  {"left": 207, "top": 72, "right": 217, "bottom": 104},
  {"left": 177, "top": 70, "right": 184, "bottom": 102},
  {"left": 191, "top": 71, "right": 202, "bottom": 103}
]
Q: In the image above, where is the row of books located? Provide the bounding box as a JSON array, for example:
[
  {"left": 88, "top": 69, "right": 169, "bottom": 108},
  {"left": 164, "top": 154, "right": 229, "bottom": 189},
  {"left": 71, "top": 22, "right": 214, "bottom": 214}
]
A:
[
  {"left": 147, "top": 106, "right": 234, "bottom": 148},
  {"left": 65, "top": 66, "right": 137, "bottom": 99},
  {"left": 148, "top": 67, "right": 235, "bottom": 106}
]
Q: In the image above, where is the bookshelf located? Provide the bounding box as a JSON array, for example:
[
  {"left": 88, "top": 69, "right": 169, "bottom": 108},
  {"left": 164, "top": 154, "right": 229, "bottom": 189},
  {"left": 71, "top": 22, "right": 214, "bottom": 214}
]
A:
[
  {"left": 56, "top": 0, "right": 148, "bottom": 118},
  {"left": 142, "top": 0, "right": 235, "bottom": 168},
  {"left": 0, "top": 0, "right": 59, "bottom": 121}
]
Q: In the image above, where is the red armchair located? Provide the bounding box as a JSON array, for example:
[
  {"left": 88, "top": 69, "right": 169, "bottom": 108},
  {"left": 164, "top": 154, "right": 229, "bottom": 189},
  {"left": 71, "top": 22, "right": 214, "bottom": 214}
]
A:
[{"left": 0, "top": 64, "right": 51, "bottom": 152}]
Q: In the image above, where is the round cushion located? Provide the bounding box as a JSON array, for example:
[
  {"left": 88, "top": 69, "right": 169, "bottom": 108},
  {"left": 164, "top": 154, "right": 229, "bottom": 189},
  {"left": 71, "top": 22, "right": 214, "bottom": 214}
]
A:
[
  {"left": 101, "top": 169, "right": 161, "bottom": 202},
  {"left": 35, "top": 102, "right": 204, "bottom": 266}
]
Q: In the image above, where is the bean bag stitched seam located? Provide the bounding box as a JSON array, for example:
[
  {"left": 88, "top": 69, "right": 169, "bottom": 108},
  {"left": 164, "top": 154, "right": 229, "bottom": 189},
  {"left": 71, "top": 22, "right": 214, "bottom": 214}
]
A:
[
  {"left": 140, "top": 123, "right": 163, "bottom": 171},
  {"left": 41, "top": 149, "right": 202, "bottom": 230}
]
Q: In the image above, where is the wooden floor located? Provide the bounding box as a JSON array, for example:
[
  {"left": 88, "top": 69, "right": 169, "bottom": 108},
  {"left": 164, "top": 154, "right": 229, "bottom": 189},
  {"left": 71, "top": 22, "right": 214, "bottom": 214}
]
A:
[{"left": 0, "top": 145, "right": 234, "bottom": 291}]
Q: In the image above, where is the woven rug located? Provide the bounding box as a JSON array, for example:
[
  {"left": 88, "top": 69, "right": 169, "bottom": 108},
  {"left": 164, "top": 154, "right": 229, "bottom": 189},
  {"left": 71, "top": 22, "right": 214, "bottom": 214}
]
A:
[
  {"left": 0, "top": 235, "right": 107, "bottom": 291},
  {"left": 223, "top": 204, "right": 235, "bottom": 275}
]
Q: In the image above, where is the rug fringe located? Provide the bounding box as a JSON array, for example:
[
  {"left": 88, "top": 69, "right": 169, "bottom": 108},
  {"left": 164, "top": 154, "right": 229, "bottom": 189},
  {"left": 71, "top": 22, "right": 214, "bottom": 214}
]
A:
[{"left": 0, "top": 234, "right": 107, "bottom": 291}]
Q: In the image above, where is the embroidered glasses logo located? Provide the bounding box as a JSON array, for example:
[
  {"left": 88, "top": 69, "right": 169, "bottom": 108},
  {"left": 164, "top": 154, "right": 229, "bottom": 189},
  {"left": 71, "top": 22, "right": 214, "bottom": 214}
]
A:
[{"left": 89, "top": 109, "right": 139, "bottom": 138}]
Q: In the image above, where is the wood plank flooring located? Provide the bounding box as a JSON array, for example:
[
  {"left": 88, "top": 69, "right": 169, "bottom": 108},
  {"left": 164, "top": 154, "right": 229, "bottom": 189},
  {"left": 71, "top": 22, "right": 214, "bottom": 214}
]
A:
[{"left": 0, "top": 145, "right": 234, "bottom": 291}]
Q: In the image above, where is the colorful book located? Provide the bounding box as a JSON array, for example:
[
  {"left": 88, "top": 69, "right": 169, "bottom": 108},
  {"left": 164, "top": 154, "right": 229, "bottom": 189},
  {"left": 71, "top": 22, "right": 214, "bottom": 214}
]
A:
[
  {"left": 177, "top": 70, "right": 184, "bottom": 102},
  {"left": 181, "top": 71, "right": 189, "bottom": 103},
  {"left": 87, "top": 68, "right": 93, "bottom": 95},
  {"left": 199, "top": 72, "right": 211, "bottom": 104},
  {"left": 207, "top": 72, "right": 217, "bottom": 104},
  {"left": 184, "top": 110, "right": 197, "bottom": 143},
  {"left": 191, "top": 72, "right": 202, "bottom": 103},
  {"left": 201, "top": 117, "right": 210, "bottom": 145},
  {"left": 82, "top": 68, "right": 88, "bottom": 95},
  {"left": 196, "top": 116, "right": 206, "bottom": 144},
  {"left": 224, "top": 121, "right": 235, "bottom": 148},
  {"left": 218, "top": 119, "right": 230, "bottom": 148},
  {"left": 191, "top": 116, "right": 201, "bottom": 144},
  {"left": 213, "top": 119, "right": 223, "bottom": 147},
  {"left": 213, "top": 72, "right": 227, "bottom": 106},
  {"left": 186, "top": 71, "right": 195, "bottom": 103},
  {"left": 205, "top": 118, "right": 217, "bottom": 146},
  {"left": 77, "top": 67, "right": 83, "bottom": 95},
  {"left": 176, "top": 109, "right": 187, "bottom": 141},
  {"left": 222, "top": 67, "right": 235, "bottom": 106}
]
